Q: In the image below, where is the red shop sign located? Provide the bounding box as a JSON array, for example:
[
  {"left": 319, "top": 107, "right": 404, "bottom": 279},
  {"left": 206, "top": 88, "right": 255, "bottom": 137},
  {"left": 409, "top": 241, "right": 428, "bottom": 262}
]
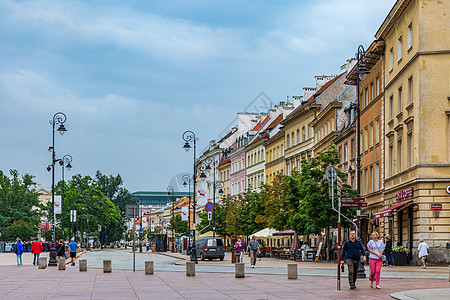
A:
[
  {"left": 395, "top": 187, "right": 414, "bottom": 201},
  {"left": 413, "top": 204, "right": 419, "bottom": 211}
]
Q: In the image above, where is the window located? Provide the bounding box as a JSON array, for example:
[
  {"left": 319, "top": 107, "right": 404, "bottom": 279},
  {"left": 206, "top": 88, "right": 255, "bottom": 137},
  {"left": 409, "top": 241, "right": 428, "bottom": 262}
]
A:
[
  {"left": 297, "top": 129, "right": 300, "bottom": 144},
  {"left": 389, "top": 143, "right": 394, "bottom": 176},
  {"left": 389, "top": 95, "right": 394, "bottom": 120},
  {"left": 407, "top": 22, "right": 413, "bottom": 50},
  {"left": 364, "top": 87, "right": 369, "bottom": 107},
  {"left": 369, "top": 122, "right": 374, "bottom": 149},
  {"left": 375, "top": 76, "right": 380, "bottom": 96},
  {"left": 287, "top": 134, "right": 290, "bottom": 148},
  {"left": 344, "top": 143, "right": 348, "bottom": 161},
  {"left": 374, "top": 162, "right": 380, "bottom": 191},
  {"left": 397, "top": 134, "right": 403, "bottom": 173},
  {"left": 277, "top": 146, "right": 279, "bottom": 159},
  {"left": 281, "top": 144, "right": 283, "bottom": 155},
  {"left": 407, "top": 130, "right": 413, "bottom": 168},
  {"left": 389, "top": 47, "right": 394, "bottom": 71},
  {"left": 266, "top": 151, "right": 269, "bottom": 162},
  {"left": 398, "top": 86, "right": 403, "bottom": 114},
  {"left": 257, "top": 151, "right": 260, "bottom": 163},
  {"left": 408, "top": 76, "right": 413, "bottom": 104},
  {"left": 364, "top": 168, "right": 368, "bottom": 195},
  {"left": 360, "top": 131, "right": 363, "bottom": 153},
  {"left": 291, "top": 132, "right": 295, "bottom": 146},
  {"left": 302, "top": 127, "right": 306, "bottom": 141},
  {"left": 308, "top": 125, "right": 312, "bottom": 138},
  {"left": 241, "top": 158, "right": 244, "bottom": 169},
  {"left": 398, "top": 35, "right": 403, "bottom": 62},
  {"left": 351, "top": 139, "right": 355, "bottom": 159},
  {"left": 269, "top": 150, "right": 272, "bottom": 162},
  {"left": 374, "top": 118, "right": 380, "bottom": 145},
  {"left": 369, "top": 165, "right": 373, "bottom": 193},
  {"left": 364, "top": 127, "right": 368, "bottom": 152},
  {"left": 338, "top": 146, "right": 342, "bottom": 162},
  {"left": 370, "top": 82, "right": 374, "bottom": 101}
]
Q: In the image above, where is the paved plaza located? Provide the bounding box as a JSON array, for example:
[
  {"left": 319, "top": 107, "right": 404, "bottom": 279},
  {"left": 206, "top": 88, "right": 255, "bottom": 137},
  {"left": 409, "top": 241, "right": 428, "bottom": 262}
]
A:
[{"left": 0, "top": 249, "right": 449, "bottom": 299}]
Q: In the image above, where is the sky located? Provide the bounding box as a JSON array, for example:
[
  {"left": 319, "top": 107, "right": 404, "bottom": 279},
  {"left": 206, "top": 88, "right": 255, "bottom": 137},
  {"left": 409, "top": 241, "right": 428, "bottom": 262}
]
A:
[{"left": 0, "top": 0, "right": 395, "bottom": 193}]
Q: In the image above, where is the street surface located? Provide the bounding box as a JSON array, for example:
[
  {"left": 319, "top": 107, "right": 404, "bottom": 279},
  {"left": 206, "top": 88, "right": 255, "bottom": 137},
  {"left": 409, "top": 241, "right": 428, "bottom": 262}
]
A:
[{"left": 0, "top": 249, "right": 448, "bottom": 299}]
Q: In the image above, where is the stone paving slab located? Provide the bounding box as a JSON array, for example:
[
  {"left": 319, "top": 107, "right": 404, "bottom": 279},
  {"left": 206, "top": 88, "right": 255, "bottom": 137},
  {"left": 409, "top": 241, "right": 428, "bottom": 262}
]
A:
[{"left": 0, "top": 264, "right": 449, "bottom": 299}]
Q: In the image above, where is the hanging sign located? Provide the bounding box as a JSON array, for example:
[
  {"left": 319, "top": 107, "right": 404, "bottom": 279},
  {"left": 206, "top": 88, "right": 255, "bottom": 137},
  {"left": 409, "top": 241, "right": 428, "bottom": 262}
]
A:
[
  {"left": 70, "top": 210, "right": 77, "bottom": 222},
  {"left": 54, "top": 195, "right": 62, "bottom": 214},
  {"left": 142, "top": 218, "right": 148, "bottom": 228},
  {"left": 181, "top": 206, "right": 189, "bottom": 221}
]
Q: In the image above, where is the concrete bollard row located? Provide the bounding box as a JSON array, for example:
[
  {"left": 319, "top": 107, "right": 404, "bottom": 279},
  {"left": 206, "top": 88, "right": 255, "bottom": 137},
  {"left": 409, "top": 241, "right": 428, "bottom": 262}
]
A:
[
  {"left": 186, "top": 262, "right": 195, "bottom": 276},
  {"left": 145, "top": 261, "right": 154, "bottom": 275},
  {"left": 287, "top": 264, "right": 298, "bottom": 280},
  {"left": 79, "top": 259, "right": 87, "bottom": 272},
  {"left": 58, "top": 258, "right": 66, "bottom": 270},
  {"left": 103, "top": 260, "right": 112, "bottom": 273},
  {"left": 38, "top": 257, "right": 47, "bottom": 269},
  {"left": 235, "top": 263, "right": 245, "bottom": 278}
]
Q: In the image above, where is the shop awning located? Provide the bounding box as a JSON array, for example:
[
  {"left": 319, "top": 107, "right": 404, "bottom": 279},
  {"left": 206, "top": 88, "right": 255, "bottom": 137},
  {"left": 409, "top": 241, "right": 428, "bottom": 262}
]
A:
[
  {"left": 373, "top": 200, "right": 413, "bottom": 219},
  {"left": 251, "top": 228, "right": 278, "bottom": 238}
]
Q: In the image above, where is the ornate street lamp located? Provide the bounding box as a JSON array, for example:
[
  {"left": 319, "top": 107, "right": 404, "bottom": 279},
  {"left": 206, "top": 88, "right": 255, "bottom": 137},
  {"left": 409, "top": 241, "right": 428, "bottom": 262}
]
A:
[
  {"left": 201, "top": 157, "right": 221, "bottom": 237},
  {"left": 182, "top": 174, "right": 192, "bottom": 249},
  {"left": 167, "top": 186, "right": 175, "bottom": 253},
  {"left": 47, "top": 112, "right": 67, "bottom": 267},
  {"left": 355, "top": 44, "right": 370, "bottom": 278},
  {"left": 182, "top": 130, "right": 198, "bottom": 263},
  {"left": 58, "top": 154, "right": 72, "bottom": 242}
]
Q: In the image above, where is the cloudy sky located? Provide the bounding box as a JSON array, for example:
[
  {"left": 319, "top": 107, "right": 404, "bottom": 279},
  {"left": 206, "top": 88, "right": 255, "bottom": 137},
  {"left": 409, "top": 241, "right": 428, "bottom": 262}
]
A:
[{"left": 0, "top": 0, "right": 394, "bottom": 193}]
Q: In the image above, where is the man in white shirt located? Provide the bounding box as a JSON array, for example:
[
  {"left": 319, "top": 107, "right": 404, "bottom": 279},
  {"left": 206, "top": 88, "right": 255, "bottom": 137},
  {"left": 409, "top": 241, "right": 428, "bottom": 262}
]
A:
[{"left": 417, "top": 240, "right": 429, "bottom": 268}]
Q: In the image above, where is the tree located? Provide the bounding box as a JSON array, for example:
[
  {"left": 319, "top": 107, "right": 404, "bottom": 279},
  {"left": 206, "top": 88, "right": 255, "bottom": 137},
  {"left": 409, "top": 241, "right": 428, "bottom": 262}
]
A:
[
  {"left": 0, "top": 170, "right": 41, "bottom": 240},
  {"left": 95, "top": 171, "right": 134, "bottom": 218},
  {"left": 238, "top": 189, "right": 265, "bottom": 236},
  {"left": 198, "top": 198, "right": 228, "bottom": 238},
  {"left": 169, "top": 215, "right": 189, "bottom": 236},
  {"left": 289, "top": 144, "right": 356, "bottom": 234}
]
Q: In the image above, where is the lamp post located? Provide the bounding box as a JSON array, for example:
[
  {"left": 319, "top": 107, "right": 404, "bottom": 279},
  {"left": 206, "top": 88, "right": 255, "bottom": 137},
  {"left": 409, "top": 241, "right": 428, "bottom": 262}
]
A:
[
  {"left": 182, "top": 130, "right": 198, "bottom": 263},
  {"left": 48, "top": 112, "right": 67, "bottom": 267},
  {"left": 167, "top": 186, "right": 176, "bottom": 252},
  {"left": 199, "top": 157, "right": 222, "bottom": 237},
  {"left": 138, "top": 193, "right": 143, "bottom": 252},
  {"left": 182, "top": 174, "right": 192, "bottom": 249},
  {"left": 355, "top": 44, "right": 370, "bottom": 278},
  {"left": 58, "top": 154, "right": 72, "bottom": 242}
]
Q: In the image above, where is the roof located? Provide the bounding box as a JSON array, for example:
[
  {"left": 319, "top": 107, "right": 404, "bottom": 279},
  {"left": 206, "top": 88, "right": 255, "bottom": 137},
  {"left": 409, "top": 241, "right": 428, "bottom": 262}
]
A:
[
  {"left": 284, "top": 73, "right": 345, "bottom": 121},
  {"left": 252, "top": 114, "right": 271, "bottom": 131}
]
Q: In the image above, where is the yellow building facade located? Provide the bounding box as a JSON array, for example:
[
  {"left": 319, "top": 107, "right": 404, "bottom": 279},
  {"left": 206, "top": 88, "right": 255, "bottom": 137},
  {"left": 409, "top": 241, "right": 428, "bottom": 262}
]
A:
[
  {"left": 264, "top": 129, "right": 285, "bottom": 184},
  {"left": 374, "top": 0, "right": 450, "bottom": 264}
]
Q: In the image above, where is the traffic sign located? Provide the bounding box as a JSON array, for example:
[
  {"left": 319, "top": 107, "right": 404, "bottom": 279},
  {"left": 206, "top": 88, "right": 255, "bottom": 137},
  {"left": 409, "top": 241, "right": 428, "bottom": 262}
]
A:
[
  {"left": 325, "top": 166, "right": 337, "bottom": 183},
  {"left": 139, "top": 227, "right": 143, "bottom": 233},
  {"left": 208, "top": 212, "right": 212, "bottom": 221},
  {"left": 341, "top": 197, "right": 366, "bottom": 203},
  {"left": 341, "top": 202, "right": 368, "bottom": 207},
  {"left": 205, "top": 202, "right": 214, "bottom": 211}
]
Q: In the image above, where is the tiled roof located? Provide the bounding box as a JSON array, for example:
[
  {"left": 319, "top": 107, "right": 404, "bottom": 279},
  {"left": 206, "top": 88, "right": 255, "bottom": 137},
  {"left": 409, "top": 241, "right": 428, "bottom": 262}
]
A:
[
  {"left": 252, "top": 115, "right": 270, "bottom": 131},
  {"left": 266, "top": 114, "right": 283, "bottom": 131}
]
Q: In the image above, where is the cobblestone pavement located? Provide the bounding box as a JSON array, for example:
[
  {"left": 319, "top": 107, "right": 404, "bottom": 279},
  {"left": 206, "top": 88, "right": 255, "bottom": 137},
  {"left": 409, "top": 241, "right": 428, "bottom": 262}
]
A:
[{"left": 0, "top": 249, "right": 448, "bottom": 299}]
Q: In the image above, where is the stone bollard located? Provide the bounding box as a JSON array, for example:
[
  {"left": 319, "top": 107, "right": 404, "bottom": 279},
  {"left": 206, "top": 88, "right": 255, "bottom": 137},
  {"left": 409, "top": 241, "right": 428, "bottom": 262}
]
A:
[
  {"left": 38, "top": 257, "right": 47, "bottom": 269},
  {"left": 235, "top": 263, "right": 245, "bottom": 278},
  {"left": 58, "top": 258, "right": 66, "bottom": 270},
  {"left": 79, "top": 259, "right": 87, "bottom": 272},
  {"left": 186, "top": 262, "right": 195, "bottom": 276},
  {"left": 103, "top": 260, "right": 112, "bottom": 273},
  {"left": 145, "top": 261, "right": 154, "bottom": 275},
  {"left": 287, "top": 264, "right": 298, "bottom": 280},
  {"left": 448, "top": 265, "right": 450, "bottom": 282}
]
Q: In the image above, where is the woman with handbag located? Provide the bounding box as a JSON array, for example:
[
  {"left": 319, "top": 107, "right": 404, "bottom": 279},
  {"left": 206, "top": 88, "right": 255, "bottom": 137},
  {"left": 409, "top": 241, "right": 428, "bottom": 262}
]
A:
[
  {"left": 367, "top": 232, "right": 385, "bottom": 289},
  {"left": 234, "top": 238, "right": 244, "bottom": 263}
]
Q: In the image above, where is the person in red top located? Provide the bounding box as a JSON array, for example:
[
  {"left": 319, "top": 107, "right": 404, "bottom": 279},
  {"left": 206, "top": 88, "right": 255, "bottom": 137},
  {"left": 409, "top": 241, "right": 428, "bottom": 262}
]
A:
[{"left": 31, "top": 237, "right": 43, "bottom": 265}]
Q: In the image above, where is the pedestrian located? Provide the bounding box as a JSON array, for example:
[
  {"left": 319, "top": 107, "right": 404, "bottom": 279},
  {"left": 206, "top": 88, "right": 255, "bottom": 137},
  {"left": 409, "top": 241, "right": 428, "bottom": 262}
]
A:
[
  {"left": 340, "top": 231, "right": 367, "bottom": 289},
  {"left": 14, "top": 238, "right": 24, "bottom": 265},
  {"left": 367, "top": 231, "right": 385, "bottom": 289},
  {"left": 246, "top": 236, "right": 260, "bottom": 268},
  {"left": 234, "top": 238, "right": 244, "bottom": 263},
  {"left": 31, "top": 237, "right": 43, "bottom": 265},
  {"left": 56, "top": 239, "right": 65, "bottom": 260},
  {"left": 69, "top": 237, "right": 78, "bottom": 266},
  {"left": 417, "top": 239, "right": 429, "bottom": 269},
  {"left": 384, "top": 234, "right": 394, "bottom": 267}
]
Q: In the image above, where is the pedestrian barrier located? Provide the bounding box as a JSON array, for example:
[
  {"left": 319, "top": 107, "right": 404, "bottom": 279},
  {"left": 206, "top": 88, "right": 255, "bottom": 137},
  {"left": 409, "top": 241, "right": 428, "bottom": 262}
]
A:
[
  {"left": 38, "top": 257, "right": 47, "bottom": 269},
  {"left": 145, "top": 261, "right": 154, "bottom": 275},
  {"left": 58, "top": 258, "right": 66, "bottom": 270},
  {"left": 235, "top": 263, "right": 245, "bottom": 278},
  {"left": 103, "top": 260, "right": 112, "bottom": 273},
  {"left": 79, "top": 259, "right": 87, "bottom": 272},
  {"left": 186, "top": 262, "right": 195, "bottom": 276},
  {"left": 287, "top": 264, "right": 298, "bottom": 280}
]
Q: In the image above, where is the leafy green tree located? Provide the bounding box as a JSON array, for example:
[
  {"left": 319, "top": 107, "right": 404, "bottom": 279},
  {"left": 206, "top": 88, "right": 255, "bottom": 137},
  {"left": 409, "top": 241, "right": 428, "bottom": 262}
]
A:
[
  {"left": 95, "top": 171, "right": 134, "bottom": 218},
  {"left": 238, "top": 189, "right": 265, "bottom": 236},
  {"left": 168, "top": 215, "right": 189, "bottom": 236},
  {"left": 289, "top": 144, "right": 356, "bottom": 234},
  {"left": 198, "top": 198, "right": 227, "bottom": 238},
  {"left": 0, "top": 170, "right": 41, "bottom": 240}
]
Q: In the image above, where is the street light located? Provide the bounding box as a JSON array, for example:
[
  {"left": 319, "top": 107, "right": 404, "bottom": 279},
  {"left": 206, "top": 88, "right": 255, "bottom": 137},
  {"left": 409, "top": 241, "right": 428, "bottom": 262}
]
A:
[
  {"left": 201, "top": 157, "right": 221, "bottom": 237},
  {"left": 48, "top": 112, "right": 67, "bottom": 267},
  {"left": 58, "top": 154, "right": 72, "bottom": 242},
  {"left": 182, "top": 130, "right": 198, "bottom": 263},
  {"left": 182, "top": 174, "right": 192, "bottom": 250},
  {"left": 167, "top": 186, "right": 175, "bottom": 253},
  {"left": 355, "top": 44, "right": 370, "bottom": 278}
]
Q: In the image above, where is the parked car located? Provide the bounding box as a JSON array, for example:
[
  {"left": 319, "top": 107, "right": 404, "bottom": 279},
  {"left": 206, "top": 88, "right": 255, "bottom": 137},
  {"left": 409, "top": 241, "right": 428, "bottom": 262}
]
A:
[{"left": 195, "top": 238, "right": 225, "bottom": 261}]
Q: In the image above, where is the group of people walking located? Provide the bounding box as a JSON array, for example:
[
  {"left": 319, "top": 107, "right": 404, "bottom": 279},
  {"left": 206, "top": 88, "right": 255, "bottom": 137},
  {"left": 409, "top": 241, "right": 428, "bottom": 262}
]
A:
[
  {"left": 234, "top": 236, "right": 261, "bottom": 268},
  {"left": 341, "top": 231, "right": 430, "bottom": 290}
]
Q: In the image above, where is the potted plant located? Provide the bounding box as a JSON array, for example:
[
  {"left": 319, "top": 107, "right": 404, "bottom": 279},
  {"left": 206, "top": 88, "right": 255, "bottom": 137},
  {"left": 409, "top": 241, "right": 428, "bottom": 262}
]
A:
[{"left": 392, "top": 245, "right": 409, "bottom": 266}]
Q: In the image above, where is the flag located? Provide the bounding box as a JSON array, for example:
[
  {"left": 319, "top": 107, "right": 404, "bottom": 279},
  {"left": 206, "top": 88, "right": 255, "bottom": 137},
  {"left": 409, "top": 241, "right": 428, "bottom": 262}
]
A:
[
  {"left": 181, "top": 206, "right": 188, "bottom": 221},
  {"left": 54, "top": 195, "right": 62, "bottom": 214}
]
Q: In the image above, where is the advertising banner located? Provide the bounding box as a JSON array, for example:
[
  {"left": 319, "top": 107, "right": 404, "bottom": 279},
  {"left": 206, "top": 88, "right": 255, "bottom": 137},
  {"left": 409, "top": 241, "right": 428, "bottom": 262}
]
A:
[
  {"left": 54, "top": 195, "right": 62, "bottom": 214},
  {"left": 142, "top": 217, "right": 148, "bottom": 228},
  {"left": 181, "top": 206, "right": 188, "bottom": 221},
  {"left": 196, "top": 181, "right": 208, "bottom": 206}
]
